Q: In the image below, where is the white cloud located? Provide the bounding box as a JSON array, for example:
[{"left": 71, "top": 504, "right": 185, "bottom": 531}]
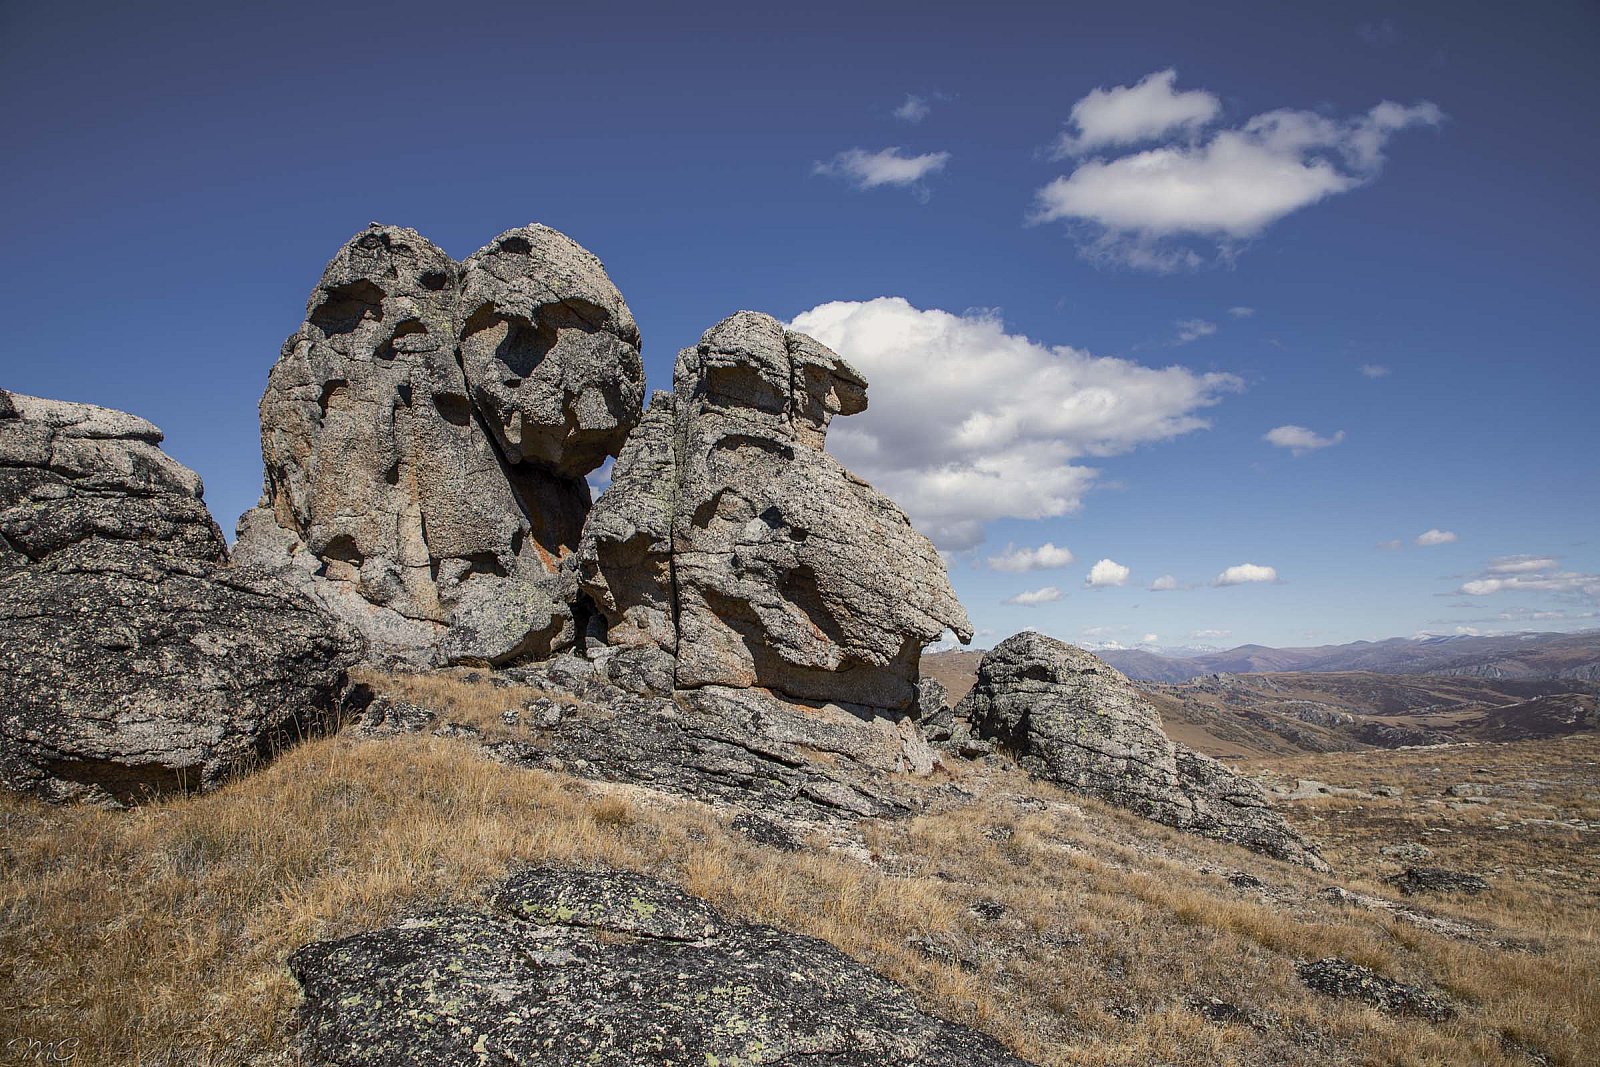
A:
[
  {"left": 988, "top": 542, "right": 1075, "bottom": 572},
  {"left": 1215, "top": 563, "right": 1278, "bottom": 586},
  {"left": 1457, "top": 556, "right": 1600, "bottom": 600},
  {"left": 1191, "top": 628, "right": 1232, "bottom": 639},
  {"left": 1360, "top": 363, "right": 1391, "bottom": 378},
  {"left": 1150, "top": 574, "right": 1181, "bottom": 591},
  {"left": 1376, "top": 539, "right": 1404, "bottom": 550},
  {"left": 1006, "top": 586, "right": 1064, "bottom": 606},
  {"left": 791, "top": 297, "right": 1241, "bottom": 549},
  {"left": 1052, "top": 69, "right": 1221, "bottom": 157},
  {"left": 1264, "top": 424, "right": 1345, "bottom": 455},
  {"left": 1086, "top": 558, "right": 1131, "bottom": 587},
  {"left": 1416, "top": 528, "right": 1458, "bottom": 546},
  {"left": 1487, "top": 555, "right": 1557, "bottom": 574},
  {"left": 894, "top": 94, "right": 932, "bottom": 123},
  {"left": 1228, "top": 306, "right": 1255, "bottom": 318},
  {"left": 814, "top": 147, "right": 951, "bottom": 199},
  {"left": 1174, "top": 318, "right": 1217, "bottom": 344},
  {"left": 1142, "top": 633, "right": 1159, "bottom": 644},
  {"left": 1033, "top": 73, "right": 1442, "bottom": 269}
]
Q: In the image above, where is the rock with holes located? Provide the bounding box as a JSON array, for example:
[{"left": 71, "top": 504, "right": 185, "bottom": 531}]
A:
[
  {"left": 235, "top": 223, "right": 643, "bottom": 667},
  {"left": 289, "top": 864, "right": 1034, "bottom": 1066},
  {"left": 579, "top": 311, "right": 971, "bottom": 713},
  {"left": 957, "top": 632, "right": 1327, "bottom": 869},
  {"left": 0, "top": 390, "right": 359, "bottom": 804}
]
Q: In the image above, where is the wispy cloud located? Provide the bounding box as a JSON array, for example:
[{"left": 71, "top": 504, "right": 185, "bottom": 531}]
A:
[
  {"left": 1032, "top": 70, "right": 1442, "bottom": 270},
  {"left": 814, "top": 147, "right": 951, "bottom": 200},
  {"left": 1416, "top": 528, "right": 1458, "bottom": 546},
  {"left": 988, "top": 542, "right": 1075, "bottom": 572},
  {"left": 1191, "top": 628, "right": 1232, "bottom": 639},
  {"left": 894, "top": 93, "right": 933, "bottom": 123},
  {"left": 1215, "top": 563, "right": 1279, "bottom": 586},
  {"left": 1358, "top": 19, "right": 1402, "bottom": 47},
  {"left": 1228, "top": 306, "right": 1255, "bottom": 318},
  {"left": 1006, "top": 585, "right": 1064, "bottom": 606},
  {"left": 1174, "top": 318, "right": 1217, "bottom": 344},
  {"left": 1377, "top": 539, "right": 1405, "bottom": 550},
  {"left": 1360, "top": 363, "right": 1391, "bottom": 378},
  {"left": 1457, "top": 555, "right": 1600, "bottom": 600},
  {"left": 1264, "top": 424, "right": 1345, "bottom": 455}
]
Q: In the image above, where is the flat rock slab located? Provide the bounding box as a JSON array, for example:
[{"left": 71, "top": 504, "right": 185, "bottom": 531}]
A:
[
  {"left": 1295, "top": 957, "right": 1454, "bottom": 1021},
  {"left": 290, "top": 865, "right": 1033, "bottom": 1066}
]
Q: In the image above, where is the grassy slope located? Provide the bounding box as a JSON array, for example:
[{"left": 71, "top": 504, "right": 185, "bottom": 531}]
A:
[{"left": 0, "top": 674, "right": 1596, "bottom": 1067}]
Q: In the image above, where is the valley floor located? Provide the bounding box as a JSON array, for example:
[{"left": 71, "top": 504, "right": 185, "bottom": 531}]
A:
[{"left": 1, "top": 675, "right": 1596, "bottom": 1066}]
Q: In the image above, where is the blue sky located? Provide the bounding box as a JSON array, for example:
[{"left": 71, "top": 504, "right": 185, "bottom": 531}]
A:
[{"left": 2, "top": 0, "right": 1596, "bottom": 649}]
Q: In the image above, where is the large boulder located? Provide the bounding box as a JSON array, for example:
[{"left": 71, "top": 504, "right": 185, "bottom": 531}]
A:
[
  {"left": 290, "top": 864, "right": 1033, "bottom": 1066},
  {"left": 957, "top": 632, "right": 1326, "bottom": 869},
  {"left": 235, "top": 223, "right": 643, "bottom": 668},
  {"left": 579, "top": 311, "right": 971, "bottom": 713},
  {"left": 0, "top": 390, "right": 359, "bottom": 804}
]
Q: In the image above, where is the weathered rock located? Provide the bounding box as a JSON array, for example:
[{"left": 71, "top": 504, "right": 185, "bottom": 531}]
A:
[
  {"left": 957, "top": 632, "right": 1326, "bottom": 869},
  {"left": 580, "top": 311, "right": 971, "bottom": 713},
  {"left": 1387, "top": 866, "right": 1490, "bottom": 896},
  {"left": 918, "top": 676, "right": 955, "bottom": 742},
  {"left": 237, "top": 223, "right": 643, "bottom": 668},
  {"left": 480, "top": 657, "right": 939, "bottom": 821},
  {"left": 290, "top": 865, "right": 1032, "bottom": 1066},
  {"left": 0, "top": 391, "right": 360, "bottom": 804},
  {"left": 1295, "top": 957, "right": 1454, "bottom": 1021}
]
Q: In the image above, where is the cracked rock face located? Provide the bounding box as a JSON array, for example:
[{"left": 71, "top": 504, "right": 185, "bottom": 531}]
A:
[
  {"left": 579, "top": 311, "right": 971, "bottom": 713},
  {"left": 289, "top": 864, "right": 1033, "bottom": 1066},
  {"left": 236, "top": 223, "right": 643, "bottom": 667},
  {"left": 958, "top": 632, "right": 1327, "bottom": 869},
  {"left": 0, "top": 391, "right": 359, "bottom": 804}
]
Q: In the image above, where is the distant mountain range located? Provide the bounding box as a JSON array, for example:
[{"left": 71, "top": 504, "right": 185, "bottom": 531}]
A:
[{"left": 1096, "top": 630, "right": 1600, "bottom": 683}]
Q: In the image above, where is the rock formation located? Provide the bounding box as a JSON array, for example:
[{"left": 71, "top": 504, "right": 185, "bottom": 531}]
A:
[
  {"left": 290, "top": 864, "right": 1034, "bottom": 1066},
  {"left": 0, "top": 390, "right": 359, "bottom": 804},
  {"left": 957, "top": 632, "right": 1326, "bottom": 868},
  {"left": 234, "top": 223, "right": 644, "bottom": 667},
  {"left": 580, "top": 311, "right": 972, "bottom": 713}
]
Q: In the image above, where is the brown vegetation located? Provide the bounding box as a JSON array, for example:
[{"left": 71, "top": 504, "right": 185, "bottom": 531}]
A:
[{"left": 2, "top": 676, "right": 1596, "bottom": 1067}]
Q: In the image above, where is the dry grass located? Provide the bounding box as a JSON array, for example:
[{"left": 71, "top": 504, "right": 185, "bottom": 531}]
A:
[{"left": 1, "top": 685, "right": 1596, "bottom": 1067}]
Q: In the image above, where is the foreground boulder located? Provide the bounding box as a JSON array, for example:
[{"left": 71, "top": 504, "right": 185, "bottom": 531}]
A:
[
  {"left": 234, "top": 223, "right": 644, "bottom": 668},
  {"left": 957, "top": 632, "right": 1326, "bottom": 869},
  {"left": 0, "top": 390, "right": 359, "bottom": 804},
  {"left": 580, "top": 311, "right": 971, "bottom": 713},
  {"left": 290, "top": 864, "right": 1032, "bottom": 1066}
]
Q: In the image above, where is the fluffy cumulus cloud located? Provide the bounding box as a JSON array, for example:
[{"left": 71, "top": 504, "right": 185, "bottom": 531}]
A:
[
  {"left": 791, "top": 298, "right": 1241, "bottom": 549},
  {"left": 1416, "top": 528, "right": 1458, "bottom": 546},
  {"left": 1174, "top": 318, "right": 1217, "bottom": 344},
  {"left": 1085, "top": 558, "right": 1131, "bottom": 587},
  {"left": 1052, "top": 69, "right": 1221, "bottom": 157},
  {"left": 1032, "top": 70, "right": 1442, "bottom": 270},
  {"left": 1214, "top": 563, "right": 1279, "bottom": 586},
  {"left": 1005, "top": 586, "right": 1064, "bottom": 606},
  {"left": 814, "top": 147, "right": 950, "bottom": 199},
  {"left": 1150, "top": 574, "right": 1181, "bottom": 591},
  {"left": 1264, "top": 424, "right": 1345, "bottom": 455},
  {"left": 989, "top": 542, "right": 1075, "bottom": 572}
]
